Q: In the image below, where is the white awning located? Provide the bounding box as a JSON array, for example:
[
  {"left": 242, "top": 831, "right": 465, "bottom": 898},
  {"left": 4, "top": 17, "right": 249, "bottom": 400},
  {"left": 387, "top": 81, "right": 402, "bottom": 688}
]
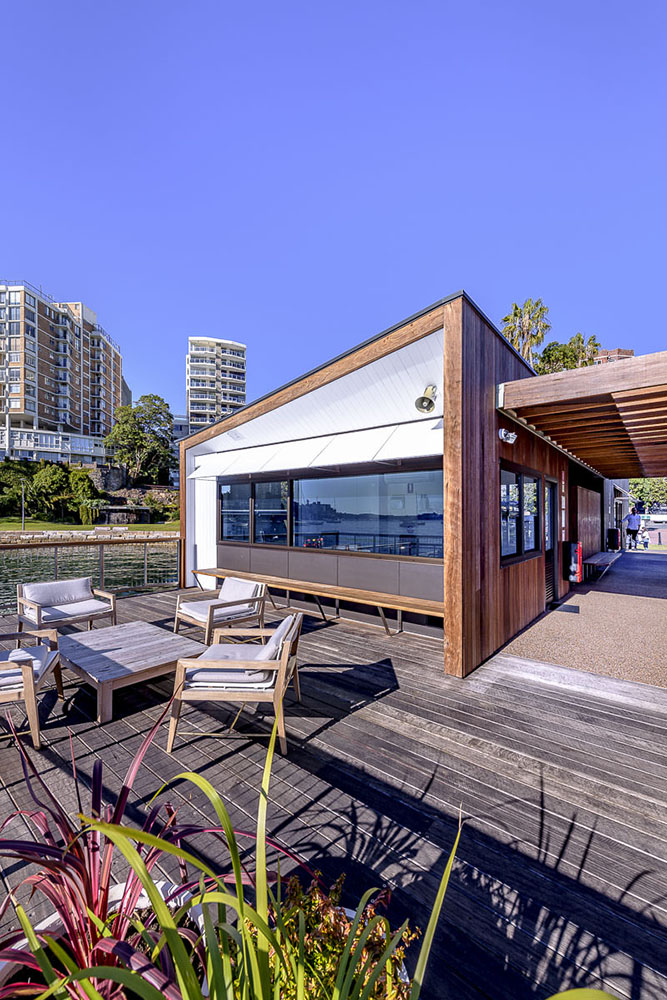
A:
[{"left": 188, "top": 419, "right": 442, "bottom": 480}]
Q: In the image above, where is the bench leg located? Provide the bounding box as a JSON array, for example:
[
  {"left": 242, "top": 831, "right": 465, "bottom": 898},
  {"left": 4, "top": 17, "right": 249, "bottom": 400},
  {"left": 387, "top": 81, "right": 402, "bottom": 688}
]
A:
[
  {"left": 313, "top": 595, "right": 328, "bottom": 622},
  {"left": 377, "top": 606, "right": 402, "bottom": 636}
]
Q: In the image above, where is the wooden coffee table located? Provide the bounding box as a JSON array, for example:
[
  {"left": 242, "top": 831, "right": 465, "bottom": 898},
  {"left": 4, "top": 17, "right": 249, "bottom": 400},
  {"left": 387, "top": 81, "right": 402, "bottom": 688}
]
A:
[{"left": 58, "top": 621, "right": 206, "bottom": 723}]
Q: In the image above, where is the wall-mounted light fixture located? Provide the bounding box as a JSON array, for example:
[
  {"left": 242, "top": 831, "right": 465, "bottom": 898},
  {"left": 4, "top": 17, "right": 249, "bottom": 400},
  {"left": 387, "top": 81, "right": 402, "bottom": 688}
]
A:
[
  {"left": 415, "top": 384, "right": 437, "bottom": 413},
  {"left": 498, "top": 428, "right": 518, "bottom": 444}
]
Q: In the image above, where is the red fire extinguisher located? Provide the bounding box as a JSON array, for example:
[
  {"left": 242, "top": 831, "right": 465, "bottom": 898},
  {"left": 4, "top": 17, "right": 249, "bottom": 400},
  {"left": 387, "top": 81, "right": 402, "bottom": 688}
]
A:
[{"left": 564, "top": 541, "right": 583, "bottom": 583}]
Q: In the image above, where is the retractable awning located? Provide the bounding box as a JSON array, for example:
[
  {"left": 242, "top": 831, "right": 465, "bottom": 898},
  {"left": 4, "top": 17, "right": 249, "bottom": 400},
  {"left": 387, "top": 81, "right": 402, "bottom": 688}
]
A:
[{"left": 187, "top": 418, "right": 442, "bottom": 480}]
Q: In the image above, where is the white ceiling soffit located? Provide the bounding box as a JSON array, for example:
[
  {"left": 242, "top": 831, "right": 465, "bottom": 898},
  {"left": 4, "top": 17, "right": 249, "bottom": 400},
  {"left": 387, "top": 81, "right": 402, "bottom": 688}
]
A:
[
  {"left": 188, "top": 418, "right": 443, "bottom": 480},
  {"left": 190, "top": 328, "right": 444, "bottom": 458}
]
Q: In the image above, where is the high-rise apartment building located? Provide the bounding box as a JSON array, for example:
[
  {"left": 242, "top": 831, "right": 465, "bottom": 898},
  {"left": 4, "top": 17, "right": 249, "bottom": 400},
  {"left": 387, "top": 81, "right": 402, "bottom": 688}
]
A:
[
  {"left": 0, "top": 280, "right": 122, "bottom": 462},
  {"left": 186, "top": 335, "right": 246, "bottom": 432}
]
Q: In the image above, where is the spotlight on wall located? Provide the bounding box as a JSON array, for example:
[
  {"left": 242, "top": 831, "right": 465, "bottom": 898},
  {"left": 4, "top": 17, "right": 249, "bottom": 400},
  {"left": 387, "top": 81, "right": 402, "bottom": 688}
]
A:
[
  {"left": 415, "top": 384, "right": 437, "bottom": 413},
  {"left": 499, "top": 428, "right": 518, "bottom": 444}
]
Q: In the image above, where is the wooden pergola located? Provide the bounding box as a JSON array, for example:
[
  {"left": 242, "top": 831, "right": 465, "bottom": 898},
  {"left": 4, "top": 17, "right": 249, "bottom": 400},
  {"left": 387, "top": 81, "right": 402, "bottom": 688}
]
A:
[{"left": 497, "top": 350, "right": 667, "bottom": 478}]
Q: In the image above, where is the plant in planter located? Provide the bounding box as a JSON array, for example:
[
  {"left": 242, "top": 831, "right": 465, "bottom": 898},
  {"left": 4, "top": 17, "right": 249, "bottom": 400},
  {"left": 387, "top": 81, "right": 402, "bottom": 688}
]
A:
[{"left": 0, "top": 719, "right": 619, "bottom": 1000}]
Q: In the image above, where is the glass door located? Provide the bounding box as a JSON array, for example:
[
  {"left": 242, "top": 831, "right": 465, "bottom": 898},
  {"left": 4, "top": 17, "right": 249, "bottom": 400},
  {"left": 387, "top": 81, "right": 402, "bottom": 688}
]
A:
[{"left": 544, "top": 481, "right": 557, "bottom": 604}]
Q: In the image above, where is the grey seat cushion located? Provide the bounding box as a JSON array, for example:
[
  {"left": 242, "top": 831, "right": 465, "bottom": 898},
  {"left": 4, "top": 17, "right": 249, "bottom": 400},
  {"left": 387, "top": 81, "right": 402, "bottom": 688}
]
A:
[
  {"left": 22, "top": 598, "right": 112, "bottom": 623},
  {"left": 185, "top": 644, "right": 273, "bottom": 688},
  {"left": 178, "top": 600, "right": 258, "bottom": 624},
  {"left": 22, "top": 577, "right": 94, "bottom": 607},
  {"left": 0, "top": 646, "right": 57, "bottom": 691},
  {"left": 217, "top": 577, "right": 263, "bottom": 617}
]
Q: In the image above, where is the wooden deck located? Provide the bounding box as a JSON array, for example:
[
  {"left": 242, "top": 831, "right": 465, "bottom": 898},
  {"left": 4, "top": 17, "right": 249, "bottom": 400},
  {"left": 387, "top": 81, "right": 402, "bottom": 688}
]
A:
[{"left": 1, "top": 589, "right": 666, "bottom": 999}]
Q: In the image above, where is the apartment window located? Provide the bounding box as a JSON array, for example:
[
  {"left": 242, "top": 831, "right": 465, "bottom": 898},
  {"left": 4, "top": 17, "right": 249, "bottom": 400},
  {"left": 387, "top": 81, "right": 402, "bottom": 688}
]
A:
[
  {"left": 0, "top": 309, "right": 4, "bottom": 320},
  {"left": 8, "top": 369, "right": 21, "bottom": 382},
  {"left": 0, "top": 293, "right": 5, "bottom": 303},
  {"left": 25, "top": 292, "right": 36, "bottom": 307},
  {"left": 8, "top": 353, "right": 20, "bottom": 363},
  {"left": 25, "top": 400, "right": 36, "bottom": 412},
  {"left": 25, "top": 325, "right": 35, "bottom": 339},
  {"left": 8, "top": 291, "right": 20, "bottom": 304},
  {"left": 8, "top": 307, "right": 20, "bottom": 321},
  {"left": 25, "top": 308, "right": 35, "bottom": 323},
  {"left": 220, "top": 482, "right": 252, "bottom": 541},
  {"left": 500, "top": 464, "right": 541, "bottom": 561},
  {"left": 254, "top": 481, "right": 288, "bottom": 545},
  {"left": 9, "top": 400, "right": 21, "bottom": 409},
  {"left": 9, "top": 384, "right": 20, "bottom": 394},
  {"left": 9, "top": 323, "right": 20, "bottom": 335}
]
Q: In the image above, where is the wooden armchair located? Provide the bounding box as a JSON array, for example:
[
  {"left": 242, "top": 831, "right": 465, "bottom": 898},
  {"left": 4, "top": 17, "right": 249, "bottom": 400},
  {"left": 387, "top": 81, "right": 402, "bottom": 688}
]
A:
[
  {"left": 0, "top": 630, "right": 63, "bottom": 749},
  {"left": 17, "top": 577, "right": 116, "bottom": 642},
  {"left": 167, "top": 613, "right": 303, "bottom": 755},
  {"left": 173, "top": 577, "right": 266, "bottom": 645}
]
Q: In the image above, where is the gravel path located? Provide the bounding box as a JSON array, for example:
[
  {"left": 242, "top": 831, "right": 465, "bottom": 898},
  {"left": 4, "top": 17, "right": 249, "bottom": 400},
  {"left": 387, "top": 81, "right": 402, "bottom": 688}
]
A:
[{"left": 502, "top": 550, "right": 667, "bottom": 688}]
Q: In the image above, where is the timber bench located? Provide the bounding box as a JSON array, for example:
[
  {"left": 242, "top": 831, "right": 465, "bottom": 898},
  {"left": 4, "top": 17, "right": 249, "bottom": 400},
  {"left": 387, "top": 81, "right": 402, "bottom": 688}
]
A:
[
  {"left": 583, "top": 550, "right": 622, "bottom": 581},
  {"left": 193, "top": 567, "right": 443, "bottom": 636}
]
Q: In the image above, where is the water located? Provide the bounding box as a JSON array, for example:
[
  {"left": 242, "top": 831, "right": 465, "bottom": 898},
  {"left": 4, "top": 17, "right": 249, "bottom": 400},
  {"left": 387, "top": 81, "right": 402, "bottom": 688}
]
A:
[{"left": 0, "top": 541, "right": 179, "bottom": 614}]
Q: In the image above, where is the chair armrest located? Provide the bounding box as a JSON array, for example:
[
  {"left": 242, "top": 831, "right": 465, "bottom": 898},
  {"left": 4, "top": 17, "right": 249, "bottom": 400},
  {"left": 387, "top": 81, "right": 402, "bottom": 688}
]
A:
[
  {"left": 0, "top": 629, "right": 58, "bottom": 650},
  {"left": 17, "top": 596, "right": 41, "bottom": 617},
  {"left": 211, "top": 627, "right": 274, "bottom": 642},
  {"left": 176, "top": 657, "right": 281, "bottom": 671},
  {"left": 92, "top": 588, "right": 115, "bottom": 604}
]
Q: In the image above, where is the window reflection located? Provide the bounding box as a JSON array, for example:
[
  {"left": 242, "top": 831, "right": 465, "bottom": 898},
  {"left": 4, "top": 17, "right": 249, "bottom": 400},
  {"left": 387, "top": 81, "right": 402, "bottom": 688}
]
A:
[
  {"left": 254, "top": 481, "right": 288, "bottom": 545},
  {"left": 293, "top": 470, "right": 442, "bottom": 558},
  {"left": 220, "top": 482, "right": 251, "bottom": 541},
  {"left": 500, "top": 470, "right": 519, "bottom": 556}
]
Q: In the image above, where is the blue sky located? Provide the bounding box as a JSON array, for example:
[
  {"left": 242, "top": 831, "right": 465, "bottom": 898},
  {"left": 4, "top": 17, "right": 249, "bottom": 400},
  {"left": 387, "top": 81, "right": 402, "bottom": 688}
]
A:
[{"left": 2, "top": 0, "right": 666, "bottom": 414}]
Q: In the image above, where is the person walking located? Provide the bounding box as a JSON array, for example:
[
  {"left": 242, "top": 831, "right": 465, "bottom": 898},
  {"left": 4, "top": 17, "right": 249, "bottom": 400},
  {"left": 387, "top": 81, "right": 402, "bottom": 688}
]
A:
[
  {"left": 640, "top": 527, "right": 650, "bottom": 550},
  {"left": 622, "top": 507, "right": 642, "bottom": 549}
]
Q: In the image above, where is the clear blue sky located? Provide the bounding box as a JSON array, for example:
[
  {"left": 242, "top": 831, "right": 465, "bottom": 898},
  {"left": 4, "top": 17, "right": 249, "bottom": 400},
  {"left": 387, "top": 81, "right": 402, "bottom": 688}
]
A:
[{"left": 2, "top": 0, "right": 666, "bottom": 414}]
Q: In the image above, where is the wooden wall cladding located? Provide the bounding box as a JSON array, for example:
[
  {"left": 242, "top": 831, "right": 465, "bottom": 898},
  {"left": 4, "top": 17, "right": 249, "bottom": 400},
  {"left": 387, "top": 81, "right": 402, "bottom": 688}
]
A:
[
  {"left": 444, "top": 298, "right": 571, "bottom": 678},
  {"left": 576, "top": 486, "right": 603, "bottom": 559}
]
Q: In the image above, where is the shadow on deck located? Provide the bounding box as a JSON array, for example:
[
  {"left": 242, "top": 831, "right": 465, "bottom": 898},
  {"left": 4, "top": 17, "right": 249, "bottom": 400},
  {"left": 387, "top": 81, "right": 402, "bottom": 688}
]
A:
[{"left": 1, "top": 588, "right": 666, "bottom": 1000}]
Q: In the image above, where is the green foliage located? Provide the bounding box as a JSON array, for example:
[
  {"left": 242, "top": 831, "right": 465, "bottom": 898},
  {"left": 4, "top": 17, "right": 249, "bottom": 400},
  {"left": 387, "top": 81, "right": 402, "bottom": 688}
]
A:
[
  {"left": 501, "top": 298, "right": 551, "bottom": 365},
  {"left": 68, "top": 466, "right": 100, "bottom": 504},
  {"left": 628, "top": 477, "right": 667, "bottom": 506},
  {"left": 535, "top": 333, "right": 601, "bottom": 374},
  {"left": 105, "top": 394, "right": 176, "bottom": 485},
  {"left": 26, "top": 464, "right": 72, "bottom": 521}
]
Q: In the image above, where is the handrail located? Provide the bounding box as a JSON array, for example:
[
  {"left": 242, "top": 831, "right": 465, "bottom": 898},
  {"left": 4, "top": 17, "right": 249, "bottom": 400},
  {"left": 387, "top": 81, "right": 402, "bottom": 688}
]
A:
[{"left": 0, "top": 536, "right": 178, "bottom": 552}]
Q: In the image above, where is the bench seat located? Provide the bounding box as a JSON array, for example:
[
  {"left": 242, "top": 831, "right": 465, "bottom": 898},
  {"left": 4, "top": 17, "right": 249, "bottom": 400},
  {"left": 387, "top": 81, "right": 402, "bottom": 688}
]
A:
[{"left": 193, "top": 567, "right": 443, "bottom": 635}]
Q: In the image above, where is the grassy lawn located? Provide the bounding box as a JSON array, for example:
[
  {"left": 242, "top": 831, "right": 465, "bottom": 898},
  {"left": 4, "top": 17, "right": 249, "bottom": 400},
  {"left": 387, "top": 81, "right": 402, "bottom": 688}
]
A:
[{"left": 0, "top": 518, "right": 180, "bottom": 532}]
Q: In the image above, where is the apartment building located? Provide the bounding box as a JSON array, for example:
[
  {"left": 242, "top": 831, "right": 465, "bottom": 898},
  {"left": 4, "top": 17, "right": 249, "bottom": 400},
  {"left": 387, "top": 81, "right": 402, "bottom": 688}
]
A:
[
  {"left": 0, "top": 280, "right": 122, "bottom": 462},
  {"left": 186, "top": 335, "right": 246, "bottom": 432},
  {"left": 593, "top": 347, "right": 634, "bottom": 365}
]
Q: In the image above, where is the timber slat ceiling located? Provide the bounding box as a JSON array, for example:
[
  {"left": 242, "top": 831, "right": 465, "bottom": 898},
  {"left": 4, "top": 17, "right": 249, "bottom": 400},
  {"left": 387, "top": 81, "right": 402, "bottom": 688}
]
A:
[{"left": 498, "top": 351, "right": 667, "bottom": 478}]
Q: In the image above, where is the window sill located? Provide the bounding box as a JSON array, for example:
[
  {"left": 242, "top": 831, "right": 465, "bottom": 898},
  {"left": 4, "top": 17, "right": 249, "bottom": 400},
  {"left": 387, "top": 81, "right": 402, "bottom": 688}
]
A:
[{"left": 500, "top": 549, "right": 542, "bottom": 568}]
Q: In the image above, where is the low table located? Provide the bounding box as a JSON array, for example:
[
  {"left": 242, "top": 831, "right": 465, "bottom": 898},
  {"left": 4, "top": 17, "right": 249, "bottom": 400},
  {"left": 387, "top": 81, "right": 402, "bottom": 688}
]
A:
[{"left": 58, "top": 621, "right": 206, "bottom": 723}]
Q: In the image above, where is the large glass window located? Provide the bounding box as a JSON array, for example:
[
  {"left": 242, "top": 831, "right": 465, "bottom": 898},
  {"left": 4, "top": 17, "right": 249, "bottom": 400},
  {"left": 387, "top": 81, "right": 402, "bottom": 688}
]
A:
[
  {"left": 500, "top": 470, "right": 520, "bottom": 556},
  {"left": 220, "top": 482, "right": 251, "bottom": 541},
  {"left": 523, "top": 476, "right": 538, "bottom": 552},
  {"left": 500, "top": 465, "right": 541, "bottom": 561},
  {"left": 293, "top": 470, "right": 442, "bottom": 557},
  {"left": 254, "top": 481, "right": 288, "bottom": 545}
]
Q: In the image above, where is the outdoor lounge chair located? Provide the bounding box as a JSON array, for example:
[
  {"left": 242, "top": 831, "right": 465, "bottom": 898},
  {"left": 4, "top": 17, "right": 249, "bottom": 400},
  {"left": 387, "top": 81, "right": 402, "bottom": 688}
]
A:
[
  {"left": 166, "top": 612, "right": 303, "bottom": 755},
  {"left": 0, "top": 629, "right": 63, "bottom": 749},
  {"left": 16, "top": 577, "right": 116, "bottom": 640},
  {"left": 173, "top": 577, "right": 267, "bottom": 645}
]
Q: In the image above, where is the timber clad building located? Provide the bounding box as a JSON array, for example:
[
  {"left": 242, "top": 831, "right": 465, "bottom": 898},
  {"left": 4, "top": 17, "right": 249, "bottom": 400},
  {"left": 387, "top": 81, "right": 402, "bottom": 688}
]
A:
[{"left": 179, "top": 292, "right": 667, "bottom": 677}]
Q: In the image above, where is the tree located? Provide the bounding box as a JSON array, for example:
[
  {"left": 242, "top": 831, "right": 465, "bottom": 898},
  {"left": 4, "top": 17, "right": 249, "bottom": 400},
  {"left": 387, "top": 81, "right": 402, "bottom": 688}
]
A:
[
  {"left": 105, "top": 394, "right": 175, "bottom": 484},
  {"left": 534, "top": 332, "right": 601, "bottom": 375},
  {"left": 501, "top": 298, "right": 551, "bottom": 366},
  {"left": 628, "top": 478, "right": 667, "bottom": 508},
  {"left": 27, "top": 465, "right": 72, "bottom": 520}
]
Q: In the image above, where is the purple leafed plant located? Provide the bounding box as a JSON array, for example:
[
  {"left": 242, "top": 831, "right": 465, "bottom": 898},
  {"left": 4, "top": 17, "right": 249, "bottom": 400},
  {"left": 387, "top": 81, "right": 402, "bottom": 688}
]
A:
[{"left": 0, "top": 710, "right": 305, "bottom": 999}]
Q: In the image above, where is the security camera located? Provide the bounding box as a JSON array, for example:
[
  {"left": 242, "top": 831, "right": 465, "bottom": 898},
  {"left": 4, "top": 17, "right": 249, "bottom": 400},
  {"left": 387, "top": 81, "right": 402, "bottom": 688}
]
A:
[
  {"left": 498, "top": 428, "right": 518, "bottom": 444},
  {"left": 415, "top": 384, "right": 437, "bottom": 413}
]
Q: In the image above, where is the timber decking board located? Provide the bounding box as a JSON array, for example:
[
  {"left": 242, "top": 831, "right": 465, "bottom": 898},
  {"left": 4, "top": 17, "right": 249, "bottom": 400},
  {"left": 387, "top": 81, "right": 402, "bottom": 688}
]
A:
[{"left": 1, "top": 589, "right": 665, "bottom": 1000}]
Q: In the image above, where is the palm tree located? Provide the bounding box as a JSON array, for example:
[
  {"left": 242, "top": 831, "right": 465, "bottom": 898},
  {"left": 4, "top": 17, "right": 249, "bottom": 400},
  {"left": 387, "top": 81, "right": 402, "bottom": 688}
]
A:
[{"left": 501, "top": 298, "right": 551, "bottom": 366}]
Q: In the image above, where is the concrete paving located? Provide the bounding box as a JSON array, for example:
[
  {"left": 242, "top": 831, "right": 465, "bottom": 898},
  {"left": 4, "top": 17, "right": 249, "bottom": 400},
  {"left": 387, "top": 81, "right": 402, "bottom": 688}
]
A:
[{"left": 502, "top": 550, "right": 667, "bottom": 689}]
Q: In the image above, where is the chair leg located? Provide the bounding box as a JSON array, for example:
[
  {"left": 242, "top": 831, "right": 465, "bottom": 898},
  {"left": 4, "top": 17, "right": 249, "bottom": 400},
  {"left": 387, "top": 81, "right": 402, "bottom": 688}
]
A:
[
  {"left": 173, "top": 614, "right": 180, "bottom": 634},
  {"left": 275, "top": 701, "right": 287, "bottom": 755},
  {"left": 292, "top": 666, "right": 301, "bottom": 703},
  {"left": 16, "top": 620, "right": 23, "bottom": 650},
  {"left": 166, "top": 698, "right": 182, "bottom": 753},
  {"left": 54, "top": 662, "right": 65, "bottom": 701},
  {"left": 25, "top": 693, "right": 41, "bottom": 751},
  {"left": 87, "top": 620, "right": 93, "bottom": 631}
]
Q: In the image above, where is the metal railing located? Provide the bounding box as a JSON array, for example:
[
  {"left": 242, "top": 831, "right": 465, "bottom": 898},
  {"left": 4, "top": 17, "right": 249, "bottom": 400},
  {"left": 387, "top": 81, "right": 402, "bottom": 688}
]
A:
[{"left": 0, "top": 536, "right": 180, "bottom": 614}]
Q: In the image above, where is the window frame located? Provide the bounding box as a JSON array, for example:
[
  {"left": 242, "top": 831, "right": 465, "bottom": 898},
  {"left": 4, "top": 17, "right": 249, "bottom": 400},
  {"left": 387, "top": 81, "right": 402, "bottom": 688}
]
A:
[
  {"left": 500, "top": 460, "right": 543, "bottom": 566},
  {"left": 216, "top": 461, "right": 443, "bottom": 562}
]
